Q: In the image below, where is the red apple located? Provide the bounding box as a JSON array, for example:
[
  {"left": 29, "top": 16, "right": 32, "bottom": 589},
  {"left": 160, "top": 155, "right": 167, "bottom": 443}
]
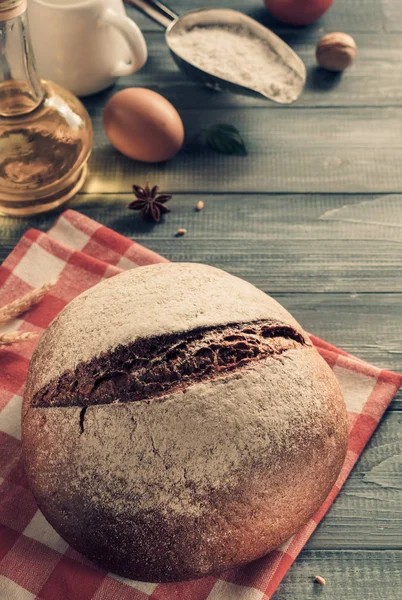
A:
[{"left": 264, "top": 0, "right": 334, "bottom": 26}]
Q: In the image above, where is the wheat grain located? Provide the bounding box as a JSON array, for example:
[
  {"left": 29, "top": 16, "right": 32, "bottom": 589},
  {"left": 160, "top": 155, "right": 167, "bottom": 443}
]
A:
[
  {"left": 0, "top": 331, "right": 37, "bottom": 347},
  {"left": 0, "top": 279, "right": 57, "bottom": 325}
]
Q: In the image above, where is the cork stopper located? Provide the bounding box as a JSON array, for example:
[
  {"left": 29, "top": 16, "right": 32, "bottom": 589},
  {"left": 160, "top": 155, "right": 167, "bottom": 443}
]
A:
[{"left": 0, "top": 0, "right": 26, "bottom": 20}]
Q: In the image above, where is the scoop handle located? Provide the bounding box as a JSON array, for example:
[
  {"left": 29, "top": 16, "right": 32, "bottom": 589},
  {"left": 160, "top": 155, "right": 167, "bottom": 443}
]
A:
[{"left": 125, "top": 0, "right": 178, "bottom": 28}]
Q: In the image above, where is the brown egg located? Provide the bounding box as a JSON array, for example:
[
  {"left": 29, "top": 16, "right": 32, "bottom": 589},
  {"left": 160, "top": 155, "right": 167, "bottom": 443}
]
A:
[{"left": 103, "top": 88, "right": 184, "bottom": 163}]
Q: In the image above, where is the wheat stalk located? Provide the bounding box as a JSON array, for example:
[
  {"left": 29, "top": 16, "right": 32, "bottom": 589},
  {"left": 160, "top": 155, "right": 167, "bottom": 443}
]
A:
[
  {"left": 0, "top": 331, "right": 37, "bottom": 347},
  {"left": 0, "top": 279, "right": 57, "bottom": 350},
  {"left": 0, "top": 279, "right": 58, "bottom": 325}
]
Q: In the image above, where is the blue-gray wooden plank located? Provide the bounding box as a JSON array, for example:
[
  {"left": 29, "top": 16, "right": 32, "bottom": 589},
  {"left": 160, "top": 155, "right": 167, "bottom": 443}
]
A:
[{"left": 83, "top": 31, "right": 402, "bottom": 109}]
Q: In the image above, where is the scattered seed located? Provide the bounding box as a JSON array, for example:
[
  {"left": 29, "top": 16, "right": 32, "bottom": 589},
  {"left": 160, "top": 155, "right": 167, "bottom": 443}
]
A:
[
  {"left": 196, "top": 200, "right": 204, "bottom": 212},
  {"left": 175, "top": 228, "right": 187, "bottom": 236},
  {"left": 314, "top": 575, "right": 326, "bottom": 585}
]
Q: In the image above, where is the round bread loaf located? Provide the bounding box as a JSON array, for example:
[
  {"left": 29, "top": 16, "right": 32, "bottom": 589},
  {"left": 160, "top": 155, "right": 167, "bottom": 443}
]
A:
[{"left": 22, "top": 263, "right": 348, "bottom": 582}]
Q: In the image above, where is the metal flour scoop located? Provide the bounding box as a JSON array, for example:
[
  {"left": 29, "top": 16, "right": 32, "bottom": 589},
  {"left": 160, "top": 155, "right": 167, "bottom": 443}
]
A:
[{"left": 126, "top": 0, "right": 306, "bottom": 103}]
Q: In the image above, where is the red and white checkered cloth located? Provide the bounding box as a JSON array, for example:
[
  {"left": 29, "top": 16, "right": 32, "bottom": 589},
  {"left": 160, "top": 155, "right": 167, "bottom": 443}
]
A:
[{"left": 1, "top": 209, "right": 401, "bottom": 600}]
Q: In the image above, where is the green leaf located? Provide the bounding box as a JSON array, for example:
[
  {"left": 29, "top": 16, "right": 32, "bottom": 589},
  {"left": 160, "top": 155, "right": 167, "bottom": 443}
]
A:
[{"left": 205, "top": 124, "right": 248, "bottom": 156}]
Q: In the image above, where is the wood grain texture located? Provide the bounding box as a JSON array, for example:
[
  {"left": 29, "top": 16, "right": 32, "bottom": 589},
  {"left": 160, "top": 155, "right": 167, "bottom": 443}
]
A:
[
  {"left": 83, "top": 31, "right": 402, "bottom": 110},
  {"left": 126, "top": 0, "right": 387, "bottom": 33},
  {"left": 383, "top": 0, "right": 402, "bottom": 32},
  {"left": 2, "top": 193, "right": 402, "bottom": 292},
  {"left": 306, "top": 411, "right": 402, "bottom": 550},
  {"left": 273, "top": 550, "right": 402, "bottom": 599},
  {"left": 83, "top": 107, "right": 402, "bottom": 194}
]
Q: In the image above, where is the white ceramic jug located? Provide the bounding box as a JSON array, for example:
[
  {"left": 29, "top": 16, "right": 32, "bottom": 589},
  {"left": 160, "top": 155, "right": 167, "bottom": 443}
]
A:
[{"left": 28, "top": 0, "right": 147, "bottom": 96}]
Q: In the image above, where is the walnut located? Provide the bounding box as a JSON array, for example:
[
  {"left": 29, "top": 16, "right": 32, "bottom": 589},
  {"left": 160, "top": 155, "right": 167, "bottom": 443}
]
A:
[{"left": 316, "top": 32, "right": 357, "bottom": 72}]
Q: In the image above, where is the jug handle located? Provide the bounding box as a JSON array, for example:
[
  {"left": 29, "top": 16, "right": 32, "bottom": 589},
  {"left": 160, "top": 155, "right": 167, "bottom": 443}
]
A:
[
  {"left": 125, "top": 0, "right": 178, "bottom": 29},
  {"left": 101, "top": 8, "right": 148, "bottom": 77}
]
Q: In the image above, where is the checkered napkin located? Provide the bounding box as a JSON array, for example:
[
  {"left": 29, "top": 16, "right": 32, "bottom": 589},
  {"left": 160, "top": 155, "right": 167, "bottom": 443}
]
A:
[{"left": 1, "top": 209, "right": 401, "bottom": 600}]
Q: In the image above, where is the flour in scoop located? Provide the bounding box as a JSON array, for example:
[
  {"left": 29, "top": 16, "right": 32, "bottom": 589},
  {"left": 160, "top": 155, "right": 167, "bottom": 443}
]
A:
[{"left": 169, "top": 24, "right": 303, "bottom": 103}]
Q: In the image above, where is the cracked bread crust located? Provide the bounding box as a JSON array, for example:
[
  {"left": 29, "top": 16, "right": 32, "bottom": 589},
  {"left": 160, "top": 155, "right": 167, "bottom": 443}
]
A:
[
  {"left": 23, "top": 263, "right": 303, "bottom": 402},
  {"left": 22, "top": 263, "right": 348, "bottom": 582},
  {"left": 32, "top": 321, "right": 307, "bottom": 409}
]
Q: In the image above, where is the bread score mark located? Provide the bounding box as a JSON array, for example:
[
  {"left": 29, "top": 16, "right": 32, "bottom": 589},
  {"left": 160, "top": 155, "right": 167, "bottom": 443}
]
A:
[{"left": 31, "top": 321, "right": 308, "bottom": 409}]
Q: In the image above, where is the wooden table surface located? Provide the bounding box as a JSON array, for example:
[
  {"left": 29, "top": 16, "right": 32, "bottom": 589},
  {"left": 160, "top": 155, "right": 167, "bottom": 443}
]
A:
[{"left": 1, "top": 1, "right": 402, "bottom": 598}]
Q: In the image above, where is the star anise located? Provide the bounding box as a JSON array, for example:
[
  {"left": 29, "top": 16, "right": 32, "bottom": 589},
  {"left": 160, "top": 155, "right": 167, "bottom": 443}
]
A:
[{"left": 128, "top": 183, "right": 172, "bottom": 222}]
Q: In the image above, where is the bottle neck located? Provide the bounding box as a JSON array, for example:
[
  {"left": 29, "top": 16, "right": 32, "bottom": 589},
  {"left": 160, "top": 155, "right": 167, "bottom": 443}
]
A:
[{"left": 0, "top": 0, "right": 44, "bottom": 117}]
